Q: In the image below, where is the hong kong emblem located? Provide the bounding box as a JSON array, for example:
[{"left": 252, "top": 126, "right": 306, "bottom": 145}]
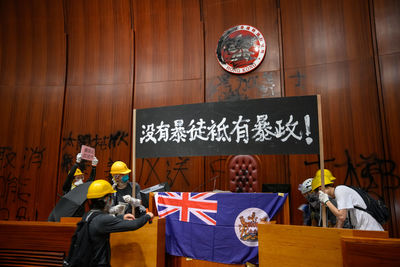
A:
[{"left": 216, "top": 25, "right": 266, "bottom": 74}]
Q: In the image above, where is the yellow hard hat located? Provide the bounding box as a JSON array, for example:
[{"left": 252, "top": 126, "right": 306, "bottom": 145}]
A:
[
  {"left": 74, "top": 168, "right": 83, "bottom": 176},
  {"left": 311, "top": 169, "right": 336, "bottom": 191},
  {"left": 110, "top": 161, "right": 131, "bottom": 175},
  {"left": 87, "top": 180, "right": 116, "bottom": 199}
]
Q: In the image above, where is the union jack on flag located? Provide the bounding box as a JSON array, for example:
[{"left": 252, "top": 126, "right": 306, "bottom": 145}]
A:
[{"left": 155, "top": 192, "right": 218, "bottom": 225}]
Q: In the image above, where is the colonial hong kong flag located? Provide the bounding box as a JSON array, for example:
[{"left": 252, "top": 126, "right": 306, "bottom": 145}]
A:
[{"left": 155, "top": 192, "right": 288, "bottom": 264}]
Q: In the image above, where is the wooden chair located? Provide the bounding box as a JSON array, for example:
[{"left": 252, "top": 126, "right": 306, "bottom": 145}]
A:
[{"left": 226, "top": 155, "right": 261, "bottom": 192}]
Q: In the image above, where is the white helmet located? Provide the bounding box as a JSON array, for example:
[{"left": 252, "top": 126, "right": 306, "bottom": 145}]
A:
[{"left": 298, "top": 178, "right": 313, "bottom": 194}]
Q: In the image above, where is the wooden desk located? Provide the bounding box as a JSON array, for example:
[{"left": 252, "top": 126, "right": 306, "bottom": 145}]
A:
[
  {"left": 342, "top": 236, "right": 400, "bottom": 267},
  {"left": 110, "top": 217, "right": 165, "bottom": 267},
  {"left": 0, "top": 217, "right": 165, "bottom": 267},
  {"left": 0, "top": 221, "right": 76, "bottom": 266},
  {"left": 60, "top": 217, "right": 81, "bottom": 223},
  {"left": 258, "top": 223, "right": 389, "bottom": 267}
]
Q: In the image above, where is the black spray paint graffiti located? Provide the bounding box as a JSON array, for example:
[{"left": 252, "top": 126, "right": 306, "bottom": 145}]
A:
[
  {"left": 0, "top": 147, "right": 16, "bottom": 168},
  {"left": 166, "top": 157, "right": 190, "bottom": 187},
  {"left": 209, "top": 157, "right": 228, "bottom": 181},
  {"left": 334, "top": 150, "right": 400, "bottom": 199},
  {"left": 0, "top": 174, "right": 32, "bottom": 221},
  {"left": 205, "top": 157, "right": 228, "bottom": 191},
  {"left": 0, "top": 146, "right": 46, "bottom": 170},
  {"left": 22, "top": 147, "right": 46, "bottom": 169},
  {"left": 61, "top": 131, "right": 129, "bottom": 176},
  {"left": 139, "top": 158, "right": 161, "bottom": 186},
  {"left": 0, "top": 173, "right": 31, "bottom": 204},
  {"left": 0, "top": 146, "right": 44, "bottom": 221},
  {"left": 16, "top": 206, "right": 29, "bottom": 221},
  {"left": 62, "top": 131, "right": 129, "bottom": 150},
  {"left": 210, "top": 72, "right": 277, "bottom": 101},
  {"left": 305, "top": 150, "right": 400, "bottom": 200},
  {"left": 136, "top": 157, "right": 190, "bottom": 189},
  {"left": 289, "top": 71, "right": 305, "bottom": 88}
]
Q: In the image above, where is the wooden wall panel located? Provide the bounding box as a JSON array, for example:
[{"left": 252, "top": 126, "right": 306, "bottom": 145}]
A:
[
  {"left": 134, "top": 80, "right": 203, "bottom": 109},
  {"left": 133, "top": 0, "right": 204, "bottom": 192},
  {"left": 59, "top": 0, "right": 133, "bottom": 192},
  {"left": 0, "top": 1, "right": 66, "bottom": 86},
  {"left": 282, "top": 0, "right": 373, "bottom": 68},
  {"left": 281, "top": 0, "right": 387, "bottom": 226},
  {"left": 65, "top": 0, "right": 133, "bottom": 85},
  {"left": 379, "top": 55, "right": 400, "bottom": 238},
  {"left": 374, "top": 0, "right": 400, "bottom": 238},
  {"left": 374, "top": 0, "right": 400, "bottom": 55},
  {"left": 133, "top": 0, "right": 203, "bottom": 83},
  {"left": 0, "top": 0, "right": 65, "bottom": 221}
]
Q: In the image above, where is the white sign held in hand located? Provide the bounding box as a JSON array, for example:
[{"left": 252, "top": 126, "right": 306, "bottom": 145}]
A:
[{"left": 80, "top": 145, "right": 95, "bottom": 161}]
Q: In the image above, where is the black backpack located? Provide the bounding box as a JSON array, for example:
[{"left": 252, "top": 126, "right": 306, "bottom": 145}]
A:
[
  {"left": 63, "top": 211, "right": 100, "bottom": 267},
  {"left": 348, "top": 186, "right": 390, "bottom": 225}
]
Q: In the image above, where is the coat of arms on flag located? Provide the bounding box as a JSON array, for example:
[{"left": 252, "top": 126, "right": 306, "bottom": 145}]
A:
[{"left": 155, "top": 192, "right": 288, "bottom": 264}]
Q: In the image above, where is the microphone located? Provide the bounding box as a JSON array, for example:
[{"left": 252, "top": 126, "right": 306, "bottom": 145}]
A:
[{"left": 191, "top": 175, "right": 219, "bottom": 192}]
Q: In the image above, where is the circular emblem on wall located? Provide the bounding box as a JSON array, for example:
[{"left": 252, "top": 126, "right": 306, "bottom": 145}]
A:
[
  {"left": 216, "top": 25, "right": 266, "bottom": 74},
  {"left": 234, "top": 208, "right": 269, "bottom": 247}
]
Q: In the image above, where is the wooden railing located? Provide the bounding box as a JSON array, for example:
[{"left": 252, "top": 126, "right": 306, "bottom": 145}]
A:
[
  {"left": 0, "top": 218, "right": 166, "bottom": 267},
  {"left": 0, "top": 221, "right": 76, "bottom": 266}
]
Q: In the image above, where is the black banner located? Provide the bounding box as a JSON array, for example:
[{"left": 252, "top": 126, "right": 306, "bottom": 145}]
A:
[{"left": 136, "top": 96, "right": 319, "bottom": 158}]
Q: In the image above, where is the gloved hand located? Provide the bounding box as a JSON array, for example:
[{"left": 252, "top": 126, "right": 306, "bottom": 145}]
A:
[
  {"left": 319, "top": 191, "right": 329, "bottom": 204},
  {"left": 123, "top": 195, "right": 142, "bottom": 207},
  {"left": 139, "top": 205, "right": 146, "bottom": 214},
  {"left": 76, "top": 153, "right": 82, "bottom": 163},
  {"left": 92, "top": 156, "right": 98, "bottom": 166},
  {"left": 109, "top": 204, "right": 126, "bottom": 215}
]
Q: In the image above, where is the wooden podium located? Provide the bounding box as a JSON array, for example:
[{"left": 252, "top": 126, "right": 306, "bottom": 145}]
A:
[{"left": 110, "top": 217, "right": 165, "bottom": 267}]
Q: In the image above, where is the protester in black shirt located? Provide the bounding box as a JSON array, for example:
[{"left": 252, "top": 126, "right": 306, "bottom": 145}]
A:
[
  {"left": 72, "top": 179, "right": 153, "bottom": 266},
  {"left": 109, "top": 161, "right": 146, "bottom": 218},
  {"left": 63, "top": 153, "right": 97, "bottom": 194}
]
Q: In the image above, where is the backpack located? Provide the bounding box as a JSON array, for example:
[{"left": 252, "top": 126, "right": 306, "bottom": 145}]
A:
[
  {"left": 348, "top": 186, "right": 390, "bottom": 225},
  {"left": 63, "top": 211, "right": 100, "bottom": 267}
]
